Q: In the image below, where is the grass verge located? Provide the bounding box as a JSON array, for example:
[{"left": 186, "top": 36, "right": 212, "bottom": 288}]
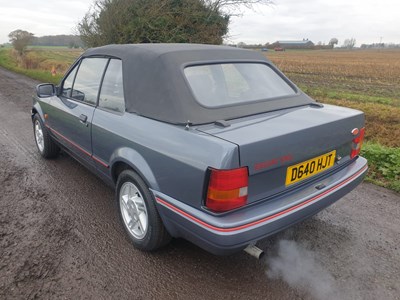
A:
[
  {"left": 361, "top": 142, "right": 400, "bottom": 192},
  {"left": 0, "top": 48, "right": 80, "bottom": 84}
]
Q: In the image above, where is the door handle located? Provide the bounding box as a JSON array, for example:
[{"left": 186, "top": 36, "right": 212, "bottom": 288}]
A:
[
  {"left": 79, "top": 114, "right": 88, "bottom": 126},
  {"left": 79, "top": 114, "right": 87, "bottom": 122}
]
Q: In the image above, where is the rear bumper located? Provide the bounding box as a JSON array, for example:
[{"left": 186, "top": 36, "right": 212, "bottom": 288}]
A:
[{"left": 153, "top": 157, "right": 368, "bottom": 255}]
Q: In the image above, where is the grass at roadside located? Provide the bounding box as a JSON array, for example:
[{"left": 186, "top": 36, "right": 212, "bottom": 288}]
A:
[
  {"left": 0, "top": 48, "right": 81, "bottom": 84},
  {"left": 361, "top": 142, "right": 400, "bottom": 192}
]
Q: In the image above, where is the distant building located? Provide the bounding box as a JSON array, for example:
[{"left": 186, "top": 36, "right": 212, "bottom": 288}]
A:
[{"left": 270, "top": 40, "right": 315, "bottom": 49}]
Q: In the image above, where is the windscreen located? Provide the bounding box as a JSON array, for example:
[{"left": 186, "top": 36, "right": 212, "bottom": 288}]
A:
[{"left": 184, "top": 63, "right": 296, "bottom": 107}]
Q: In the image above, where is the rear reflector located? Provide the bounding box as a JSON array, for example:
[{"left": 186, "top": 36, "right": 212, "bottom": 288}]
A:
[
  {"left": 206, "top": 167, "right": 248, "bottom": 212},
  {"left": 350, "top": 127, "right": 365, "bottom": 158}
]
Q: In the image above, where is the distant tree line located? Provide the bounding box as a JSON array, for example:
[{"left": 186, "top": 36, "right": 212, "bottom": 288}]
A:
[
  {"left": 238, "top": 38, "right": 339, "bottom": 50},
  {"left": 6, "top": 30, "right": 84, "bottom": 56},
  {"left": 31, "top": 35, "right": 83, "bottom": 48},
  {"left": 237, "top": 37, "right": 367, "bottom": 50},
  {"left": 360, "top": 43, "right": 400, "bottom": 49}
]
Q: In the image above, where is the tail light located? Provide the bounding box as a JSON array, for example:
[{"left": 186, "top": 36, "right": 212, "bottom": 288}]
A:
[
  {"left": 350, "top": 127, "right": 365, "bottom": 158},
  {"left": 206, "top": 167, "right": 248, "bottom": 212}
]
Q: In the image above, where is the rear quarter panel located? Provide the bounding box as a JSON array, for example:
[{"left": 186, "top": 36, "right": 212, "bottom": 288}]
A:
[{"left": 91, "top": 109, "right": 240, "bottom": 208}]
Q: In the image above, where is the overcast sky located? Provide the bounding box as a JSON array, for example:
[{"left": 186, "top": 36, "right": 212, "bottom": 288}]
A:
[{"left": 0, "top": 0, "right": 399, "bottom": 46}]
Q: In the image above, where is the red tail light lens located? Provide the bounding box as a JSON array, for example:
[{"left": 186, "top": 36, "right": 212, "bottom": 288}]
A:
[
  {"left": 206, "top": 167, "right": 248, "bottom": 212},
  {"left": 350, "top": 127, "right": 365, "bottom": 158}
]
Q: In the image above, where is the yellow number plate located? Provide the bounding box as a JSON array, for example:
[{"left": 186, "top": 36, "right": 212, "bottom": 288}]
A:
[{"left": 285, "top": 150, "right": 336, "bottom": 186}]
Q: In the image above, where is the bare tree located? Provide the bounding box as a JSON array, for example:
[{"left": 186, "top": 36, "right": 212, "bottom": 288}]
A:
[
  {"left": 8, "top": 29, "right": 34, "bottom": 55},
  {"left": 204, "top": 0, "right": 273, "bottom": 10},
  {"left": 342, "top": 38, "right": 356, "bottom": 49}
]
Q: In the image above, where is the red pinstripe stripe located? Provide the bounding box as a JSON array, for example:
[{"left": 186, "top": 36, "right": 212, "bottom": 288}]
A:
[
  {"left": 92, "top": 155, "right": 109, "bottom": 168},
  {"left": 156, "top": 164, "right": 368, "bottom": 233},
  {"left": 46, "top": 124, "right": 109, "bottom": 168}
]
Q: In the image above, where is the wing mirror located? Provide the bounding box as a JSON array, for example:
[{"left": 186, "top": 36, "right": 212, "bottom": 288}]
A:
[{"left": 36, "top": 83, "right": 55, "bottom": 98}]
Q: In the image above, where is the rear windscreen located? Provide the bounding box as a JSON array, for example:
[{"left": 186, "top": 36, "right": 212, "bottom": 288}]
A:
[{"left": 184, "top": 63, "right": 296, "bottom": 107}]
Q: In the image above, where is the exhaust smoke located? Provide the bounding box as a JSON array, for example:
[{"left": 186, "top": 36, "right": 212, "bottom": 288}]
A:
[{"left": 265, "top": 240, "right": 340, "bottom": 300}]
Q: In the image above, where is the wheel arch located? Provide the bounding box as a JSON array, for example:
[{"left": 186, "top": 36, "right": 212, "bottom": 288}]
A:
[
  {"left": 110, "top": 147, "right": 160, "bottom": 191},
  {"left": 31, "top": 102, "right": 44, "bottom": 121}
]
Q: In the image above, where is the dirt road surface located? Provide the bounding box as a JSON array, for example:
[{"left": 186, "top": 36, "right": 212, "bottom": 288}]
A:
[{"left": 0, "top": 67, "right": 399, "bottom": 300}]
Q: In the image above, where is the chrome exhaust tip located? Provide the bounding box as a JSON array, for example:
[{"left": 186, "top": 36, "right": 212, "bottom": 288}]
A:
[{"left": 244, "top": 244, "right": 265, "bottom": 260}]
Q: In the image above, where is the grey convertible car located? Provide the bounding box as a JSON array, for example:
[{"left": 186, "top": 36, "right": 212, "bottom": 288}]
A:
[{"left": 32, "top": 44, "right": 368, "bottom": 256}]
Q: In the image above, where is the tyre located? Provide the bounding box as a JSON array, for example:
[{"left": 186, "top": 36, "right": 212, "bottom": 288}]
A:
[
  {"left": 116, "top": 170, "right": 171, "bottom": 251},
  {"left": 33, "top": 114, "right": 59, "bottom": 158}
]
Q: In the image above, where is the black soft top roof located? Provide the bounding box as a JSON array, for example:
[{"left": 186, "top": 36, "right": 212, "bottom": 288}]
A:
[{"left": 83, "top": 44, "right": 313, "bottom": 124}]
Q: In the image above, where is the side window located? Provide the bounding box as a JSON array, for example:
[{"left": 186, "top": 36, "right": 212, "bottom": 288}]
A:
[
  {"left": 98, "top": 59, "right": 125, "bottom": 113},
  {"left": 71, "top": 58, "right": 108, "bottom": 105},
  {"left": 61, "top": 63, "right": 78, "bottom": 98}
]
